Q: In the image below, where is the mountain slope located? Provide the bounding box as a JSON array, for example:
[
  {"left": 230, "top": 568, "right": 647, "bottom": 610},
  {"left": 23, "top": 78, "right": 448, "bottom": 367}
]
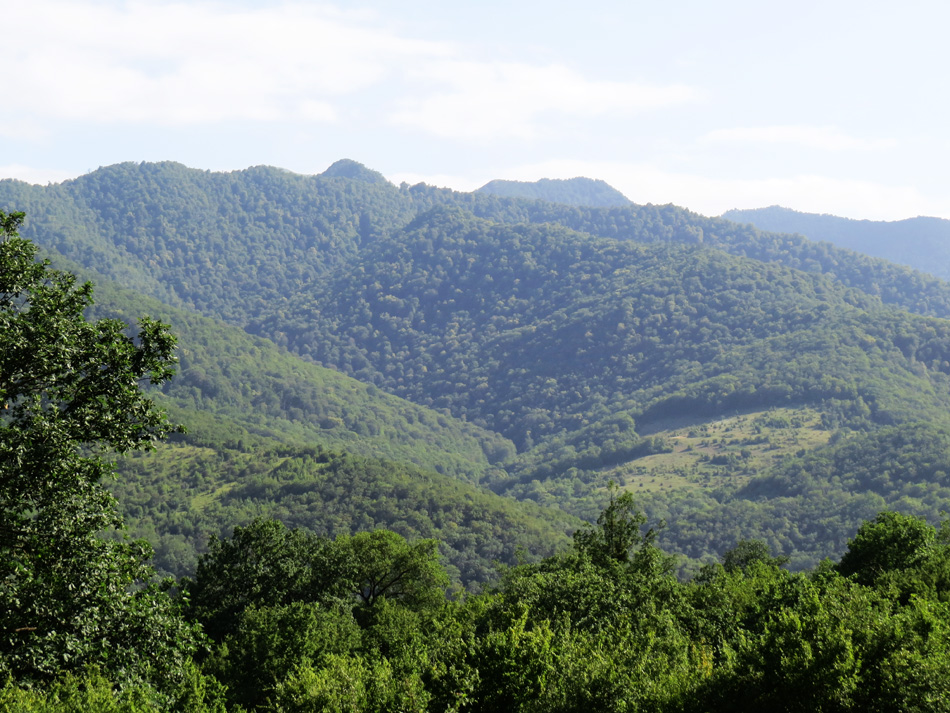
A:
[
  {"left": 70, "top": 259, "right": 516, "bottom": 482},
  {"left": 114, "top": 432, "right": 577, "bottom": 588},
  {"left": 44, "top": 254, "right": 571, "bottom": 585},
  {"left": 0, "top": 162, "right": 415, "bottom": 324},
  {"left": 249, "top": 206, "right": 950, "bottom": 448},
  {"left": 461, "top": 198, "right": 950, "bottom": 321},
  {"left": 320, "top": 158, "right": 391, "bottom": 185},
  {"left": 7, "top": 161, "right": 950, "bottom": 327}
]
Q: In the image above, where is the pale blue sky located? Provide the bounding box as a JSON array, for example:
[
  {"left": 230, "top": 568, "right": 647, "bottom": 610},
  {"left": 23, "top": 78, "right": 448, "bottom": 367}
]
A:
[{"left": 4, "top": 0, "right": 949, "bottom": 220}]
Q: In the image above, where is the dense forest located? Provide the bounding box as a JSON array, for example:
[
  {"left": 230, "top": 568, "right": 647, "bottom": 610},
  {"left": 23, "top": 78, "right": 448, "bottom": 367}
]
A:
[
  {"left": 5, "top": 159, "right": 950, "bottom": 708},
  {"left": 7, "top": 161, "right": 950, "bottom": 568}
]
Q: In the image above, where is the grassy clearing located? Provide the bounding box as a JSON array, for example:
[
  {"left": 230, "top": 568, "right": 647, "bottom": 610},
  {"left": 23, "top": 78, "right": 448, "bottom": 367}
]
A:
[
  {"left": 190, "top": 481, "right": 239, "bottom": 511},
  {"left": 605, "top": 407, "right": 832, "bottom": 495}
]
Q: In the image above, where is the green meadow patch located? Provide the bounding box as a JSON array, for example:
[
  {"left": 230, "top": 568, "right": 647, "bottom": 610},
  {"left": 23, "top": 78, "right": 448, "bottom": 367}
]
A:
[{"left": 605, "top": 407, "right": 833, "bottom": 494}]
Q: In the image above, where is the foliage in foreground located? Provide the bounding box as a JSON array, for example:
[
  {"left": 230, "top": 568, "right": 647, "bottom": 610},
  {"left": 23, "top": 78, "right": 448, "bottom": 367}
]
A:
[
  {"left": 6, "top": 492, "right": 950, "bottom": 710},
  {"left": 0, "top": 214, "right": 213, "bottom": 707},
  {"left": 185, "top": 506, "right": 950, "bottom": 711}
]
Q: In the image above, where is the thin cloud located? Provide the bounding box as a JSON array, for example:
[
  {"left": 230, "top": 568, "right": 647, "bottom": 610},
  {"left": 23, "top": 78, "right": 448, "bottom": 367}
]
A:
[
  {"left": 704, "top": 125, "right": 896, "bottom": 151},
  {"left": 6, "top": 1, "right": 698, "bottom": 143},
  {"left": 0, "top": 165, "right": 79, "bottom": 186},
  {"left": 6, "top": 0, "right": 450, "bottom": 126},
  {"left": 391, "top": 62, "right": 698, "bottom": 141},
  {"left": 0, "top": 122, "right": 49, "bottom": 142}
]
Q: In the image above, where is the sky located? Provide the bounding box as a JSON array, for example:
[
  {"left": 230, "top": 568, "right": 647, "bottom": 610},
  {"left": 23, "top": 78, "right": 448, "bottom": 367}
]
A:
[{"left": 4, "top": 0, "right": 950, "bottom": 221}]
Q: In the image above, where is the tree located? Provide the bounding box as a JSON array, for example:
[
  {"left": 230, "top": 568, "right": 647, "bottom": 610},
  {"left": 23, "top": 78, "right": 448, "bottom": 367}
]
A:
[
  {"left": 572, "top": 486, "right": 671, "bottom": 576},
  {"left": 573, "top": 487, "right": 646, "bottom": 566},
  {"left": 341, "top": 529, "right": 449, "bottom": 611},
  {"left": 206, "top": 600, "right": 361, "bottom": 711},
  {"left": 0, "top": 212, "right": 200, "bottom": 692},
  {"left": 722, "top": 539, "right": 789, "bottom": 573},
  {"left": 837, "top": 511, "right": 935, "bottom": 586},
  {"left": 185, "top": 518, "right": 355, "bottom": 642}
]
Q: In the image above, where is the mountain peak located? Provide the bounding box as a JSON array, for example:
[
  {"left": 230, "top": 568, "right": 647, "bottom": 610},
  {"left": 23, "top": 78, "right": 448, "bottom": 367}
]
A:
[
  {"left": 320, "top": 159, "right": 390, "bottom": 185},
  {"left": 476, "top": 176, "right": 632, "bottom": 208}
]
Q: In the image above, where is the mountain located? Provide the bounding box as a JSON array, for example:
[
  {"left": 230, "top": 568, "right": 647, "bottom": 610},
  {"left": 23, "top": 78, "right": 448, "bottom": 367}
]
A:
[
  {"left": 243, "top": 202, "right": 950, "bottom": 561},
  {"left": 248, "top": 204, "right": 950, "bottom": 449},
  {"left": 7, "top": 162, "right": 950, "bottom": 327},
  {"left": 722, "top": 205, "right": 950, "bottom": 282},
  {"left": 477, "top": 176, "right": 632, "bottom": 207},
  {"left": 8, "top": 161, "right": 950, "bottom": 570}
]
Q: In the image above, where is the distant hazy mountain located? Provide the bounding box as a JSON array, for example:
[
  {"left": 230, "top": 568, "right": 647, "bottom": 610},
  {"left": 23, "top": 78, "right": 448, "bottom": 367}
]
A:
[
  {"left": 477, "top": 177, "right": 632, "bottom": 207},
  {"left": 723, "top": 206, "right": 950, "bottom": 281}
]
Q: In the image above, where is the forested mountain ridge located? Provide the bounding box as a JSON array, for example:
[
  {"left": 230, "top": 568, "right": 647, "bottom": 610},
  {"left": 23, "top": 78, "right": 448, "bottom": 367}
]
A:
[
  {"left": 6, "top": 161, "right": 950, "bottom": 327},
  {"left": 113, "top": 432, "right": 577, "bottom": 587},
  {"left": 237, "top": 201, "right": 950, "bottom": 559},
  {"left": 9, "top": 160, "right": 950, "bottom": 570},
  {"left": 0, "top": 162, "right": 414, "bottom": 324},
  {"left": 723, "top": 205, "right": 950, "bottom": 281},
  {"left": 320, "top": 158, "right": 391, "bottom": 184},
  {"left": 487, "top": 200, "right": 950, "bottom": 321},
  {"left": 248, "top": 204, "right": 950, "bottom": 448}
]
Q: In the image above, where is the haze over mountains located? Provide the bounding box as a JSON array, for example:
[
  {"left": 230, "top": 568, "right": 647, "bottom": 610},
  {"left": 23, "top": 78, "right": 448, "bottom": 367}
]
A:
[
  {"left": 5, "top": 160, "right": 950, "bottom": 575},
  {"left": 724, "top": 205, "right": 950, "bottom": 282}
]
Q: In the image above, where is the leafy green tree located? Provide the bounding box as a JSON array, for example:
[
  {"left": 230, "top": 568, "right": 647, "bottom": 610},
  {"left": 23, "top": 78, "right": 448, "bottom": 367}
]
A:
[
  {"left": 207, "top": 601, "right": 361, "bottom": 710},
  {"left": 273, "top": 653, "right": 430, "bottom": 713},
  {"left": 572, "top": 487, "right": 671, "bottom": 576},
  {"left": 0, "top": 663, "right": 227, "bottom": 713},
  {"left": 0, "top": 212, "right": 200, "bottom": 695},
  {"left": 340, "top": 530, "right": 449, "bottom": 611},
  {"left": 722, "top": 539, "right": 789, "bottom": 573},
  {"left": 837, "top": 511, "right": 936, "bottom": 586},
  {"left": 854, "top": 595, "right": 950, "bottom": 710},
  {"left": 185, "top": 518, "right": 355, "bottom": 642}
]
